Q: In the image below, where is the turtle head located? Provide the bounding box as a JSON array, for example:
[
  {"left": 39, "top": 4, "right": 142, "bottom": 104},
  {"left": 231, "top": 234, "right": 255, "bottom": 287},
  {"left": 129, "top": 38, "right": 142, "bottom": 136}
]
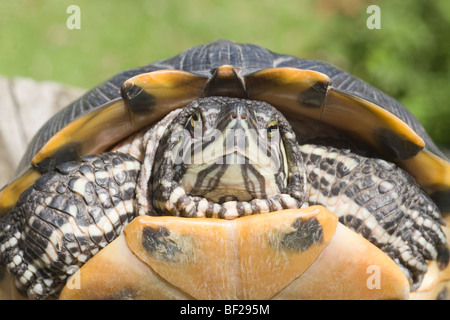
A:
[
  {"left": 151, "top": 97, "right": 306, "bottom": 219},
  {"left": 176, "top": 97, "right": 289, "bottom": 203}
]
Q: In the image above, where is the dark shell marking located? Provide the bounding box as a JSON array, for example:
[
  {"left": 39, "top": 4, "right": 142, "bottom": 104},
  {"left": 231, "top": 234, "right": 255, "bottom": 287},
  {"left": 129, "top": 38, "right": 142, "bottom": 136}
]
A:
[
  {"left": 17, "top": 40, "right": 445, "bottom": 174},
  {"left": 141, "top": 226, "right": 184, "bottom": 263},
  {"left": 276, "top": 217, "right": 323, "bottom": 252}
]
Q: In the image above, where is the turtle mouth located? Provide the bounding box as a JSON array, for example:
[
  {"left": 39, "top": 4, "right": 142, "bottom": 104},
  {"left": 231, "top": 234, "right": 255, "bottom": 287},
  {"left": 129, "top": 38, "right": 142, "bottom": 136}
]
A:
[
  {"left": 178, "top": 142, "right": 287, "bottom": 203},
  {"left": 156, "top": 150, "right": 303, "bottom": 220},
  {"left": 157, "top": 186, "right": 304, "bottom": 220},
  {"left": 136, "top": 97, "right": 308, "bottom": 219}
]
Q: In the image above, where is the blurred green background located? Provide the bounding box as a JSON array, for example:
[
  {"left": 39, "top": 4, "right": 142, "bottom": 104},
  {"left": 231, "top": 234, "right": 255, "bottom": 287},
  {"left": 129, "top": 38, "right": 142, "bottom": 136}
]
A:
[{"left": 1, "top": 0, "right": 449, "bottom": 149}]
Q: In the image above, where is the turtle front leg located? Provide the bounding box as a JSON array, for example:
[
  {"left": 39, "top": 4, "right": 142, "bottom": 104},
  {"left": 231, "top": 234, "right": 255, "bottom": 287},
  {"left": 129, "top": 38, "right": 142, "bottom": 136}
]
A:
[
  {"left": 299, "top": 144, "right": 448, "bottom": 289},
  {"left": 0, "top": 152, "right": 141, "bottom": 299}
]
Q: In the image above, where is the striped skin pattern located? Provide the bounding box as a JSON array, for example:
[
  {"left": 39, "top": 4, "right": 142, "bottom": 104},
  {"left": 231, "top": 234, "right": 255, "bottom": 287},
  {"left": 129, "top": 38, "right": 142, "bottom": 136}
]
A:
[
  {"left": 0, "top": 153, "right": 140, "bottom": 299},
  {"left": 151, "top": 97, "right": 306, "bottom": 219},
  {"left": 300, "top": 144, "right": 447, "bottom": 289}
]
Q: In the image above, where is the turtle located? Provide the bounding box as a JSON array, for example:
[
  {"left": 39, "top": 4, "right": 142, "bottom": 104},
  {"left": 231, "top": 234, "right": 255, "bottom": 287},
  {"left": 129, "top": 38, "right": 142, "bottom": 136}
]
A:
[{"left": 0, "top": 39, "right": 449, "bottom": 300}]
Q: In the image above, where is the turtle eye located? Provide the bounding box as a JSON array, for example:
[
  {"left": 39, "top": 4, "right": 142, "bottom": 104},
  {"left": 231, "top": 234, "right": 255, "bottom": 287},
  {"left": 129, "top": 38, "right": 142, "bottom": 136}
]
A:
[
  {"left": 188, "top": 110, "right": 202, "bottom": 131},
  {"left": 267, "top": 120, "right": 278, "bottom": 137}
]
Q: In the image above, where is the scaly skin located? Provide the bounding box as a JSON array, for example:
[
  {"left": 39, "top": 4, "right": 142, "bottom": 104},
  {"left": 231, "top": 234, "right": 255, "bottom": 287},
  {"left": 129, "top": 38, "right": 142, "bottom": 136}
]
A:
[{"left": 299, "top": 144, "right": 447, "bottom": 289}]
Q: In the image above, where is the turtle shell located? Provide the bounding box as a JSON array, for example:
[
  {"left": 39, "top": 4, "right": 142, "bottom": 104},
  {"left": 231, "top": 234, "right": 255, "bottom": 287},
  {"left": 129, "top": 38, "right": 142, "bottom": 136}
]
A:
[
  {"left": 1, "top": 39, "right": 448, "bottom": 216},
  {"left": 0, "top": 40, "right": 449, "bottom": 300},
  {"left": 18, "top": 41, "right": 448, "bottom": 165}
]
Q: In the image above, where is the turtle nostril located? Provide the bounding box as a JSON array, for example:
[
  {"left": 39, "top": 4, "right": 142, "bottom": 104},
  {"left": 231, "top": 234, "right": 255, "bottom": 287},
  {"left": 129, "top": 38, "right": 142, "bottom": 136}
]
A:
[{"left": 231, "top": 113, "right": 237, "bottom": 119}]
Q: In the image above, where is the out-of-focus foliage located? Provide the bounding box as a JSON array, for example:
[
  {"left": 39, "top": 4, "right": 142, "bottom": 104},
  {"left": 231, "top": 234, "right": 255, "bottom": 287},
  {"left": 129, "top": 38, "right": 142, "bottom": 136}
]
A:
[
  {"left": 0, "top": 0, "right": 448, "bottom": 147},
  {"left": 312, "top": 0, "right": 450, "bottom": 150}
]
